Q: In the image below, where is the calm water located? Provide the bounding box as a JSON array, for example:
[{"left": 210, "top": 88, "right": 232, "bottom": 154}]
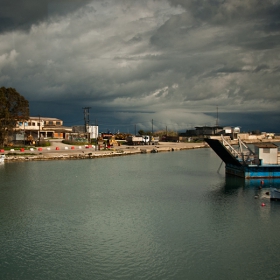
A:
[{"left": 1, "top": 148, "right": 280, "bottom": 280}]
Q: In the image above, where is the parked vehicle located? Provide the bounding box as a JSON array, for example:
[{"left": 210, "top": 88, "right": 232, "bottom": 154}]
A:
[
  {"left": 150, "top": 136, "right": 159, "bottom": 145},
  {"left": 142, "top": 135, "right": 150, "bottom": 144},
  {"left": 126, "top": 135, "right": 159, "bottom": 145},
  {"left": 126, "top": 135, "right": 146, "bottom": 145},
  {"left": 108, "top": 135, "right": 118, "bottom": 146}
]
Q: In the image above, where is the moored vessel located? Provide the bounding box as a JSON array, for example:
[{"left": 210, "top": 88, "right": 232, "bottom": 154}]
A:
[
  {"left": 0, "top": 154, "right": 5, "bottom": 164},
  {"left": 270, "top": 188, "right": 280, "bottom": 201},
  {"left": 205, "top": 136, "right": 280, "bottom": 179}
]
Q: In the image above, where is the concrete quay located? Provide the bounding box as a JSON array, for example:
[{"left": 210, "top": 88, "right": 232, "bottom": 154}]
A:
[{"left": 2, "top": 141, "right": 208, "bottom": 162}]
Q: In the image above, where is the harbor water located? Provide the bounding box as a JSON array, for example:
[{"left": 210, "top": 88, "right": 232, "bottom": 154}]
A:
[{"left": 1, "top": 148, "right": 280, "bottom": 280}]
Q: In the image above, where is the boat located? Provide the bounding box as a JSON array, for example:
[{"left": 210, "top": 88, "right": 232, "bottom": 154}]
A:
[
  {"left": 0, "top": 154, "right": 5, "bottom": 164},
  {"left": 270, "top": 188, "right": 280, "bottom": 201},
  {"left": 205, "top": 136, "right": 280, "bottom": 179}
]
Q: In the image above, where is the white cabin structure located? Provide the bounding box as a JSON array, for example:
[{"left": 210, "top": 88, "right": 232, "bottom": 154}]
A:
[{"left": 254, "top": 143, "right": 278, "bottom": 165}]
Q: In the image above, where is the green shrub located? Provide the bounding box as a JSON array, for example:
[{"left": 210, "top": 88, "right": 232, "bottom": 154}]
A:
[
  {"left": 62, "top": 140, "right": 89, "bottom": 145},
  {"left": 35, "top": 140, "right": 51, "bottom": 147}
]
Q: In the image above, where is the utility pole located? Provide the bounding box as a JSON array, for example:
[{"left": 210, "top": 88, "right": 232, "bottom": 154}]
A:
[
  {"left": 23, "top": 120, "right": 26, "bottom": 147},
  {"left": 38, "top": 115, "right": 41, "bottom": 145},
  {"left": 95, "top": 119, "right": 98, "bottom": 150},
  {"left": 95, "top": 119, "right": 98, "bottom": 139},
  {"left": 152, "top": 119, "right": 153, "bottom": 134},
  {"left": 216, "top": 106, "right": 219, "bottom": 126},
  {"left": 83, "top": 107, "right": 91, "bottom": 143}
]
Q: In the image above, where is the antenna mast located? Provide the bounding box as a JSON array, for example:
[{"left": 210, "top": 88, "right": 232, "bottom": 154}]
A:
[
  {"left": 83, "top": 107, "right": 91, "bottom": 142},
  {"left": 216, "top": 106, "right": 219, "bottom": 126}
]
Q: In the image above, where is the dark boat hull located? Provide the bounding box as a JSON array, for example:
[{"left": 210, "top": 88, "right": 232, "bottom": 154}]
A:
[{"left": 226, "top": 163, "right": 280, "bottom": 179}]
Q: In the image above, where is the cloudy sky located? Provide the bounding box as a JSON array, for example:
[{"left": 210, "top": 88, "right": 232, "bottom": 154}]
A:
[{"left": 1, "top": 0, "right": 280, "bottom": 133}]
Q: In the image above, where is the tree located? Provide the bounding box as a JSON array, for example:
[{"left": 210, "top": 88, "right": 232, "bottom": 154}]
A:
[
  {"left": 153, "top": 130, "right": 178, "bottom": 137},
  {"left": 138, "top": 130, "right": 145, "bottom": 135},
  {"left": 0, "top": 87, "right": 29, "bottom": 147},
  {"left": 138, "top": 130, "right": 153, "bottom": 136}
]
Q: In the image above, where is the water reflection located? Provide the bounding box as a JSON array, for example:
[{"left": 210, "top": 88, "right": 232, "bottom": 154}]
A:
[
  {"left": 223, "top": 175, "right": 280, "bottom": 190},
  {"left": 208, "top": 175, "right": 280, "bottom": 202}
]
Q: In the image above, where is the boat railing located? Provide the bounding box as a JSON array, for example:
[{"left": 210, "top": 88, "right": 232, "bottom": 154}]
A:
[
  {"left": 243, "top": 154, "right": 259, "bottom": 165},
  {"left": 234, "top": 152, "right": 257, "bottom": 165},
  {"left": 221, "top": 135, "right": 258, "bottom": 165}
]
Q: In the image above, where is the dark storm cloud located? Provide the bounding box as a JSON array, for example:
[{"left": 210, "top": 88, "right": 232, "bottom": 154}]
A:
[
  {"left": 0, "top": 0, "right": 91, "bottom": 33},
  {"left": 1, "top": 0, "right": 280, "bottom": 132},
  {"left": 156, "top": 0, "right": 280, "bottom": 50},
  {"left": 168, "top": 0, "right": 280, "bottom": 25},
  {"left": 206, "top": 111, "right": 280, "bottom": 133},
  {"left": 165, "top": 0, "right": 280, "bottom": 53}
]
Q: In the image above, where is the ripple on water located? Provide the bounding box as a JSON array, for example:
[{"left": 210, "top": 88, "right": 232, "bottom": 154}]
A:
[{"left": 1, "top": 151, "right": 280, "bottom": 279}]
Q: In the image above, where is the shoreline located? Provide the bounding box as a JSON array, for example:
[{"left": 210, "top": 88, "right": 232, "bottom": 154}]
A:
[
  {"left": 2, "top": 138, "right": 280, "bottom": 163},
  {"left": 1, "top": 142, "right": 208, "bottom": 162}
]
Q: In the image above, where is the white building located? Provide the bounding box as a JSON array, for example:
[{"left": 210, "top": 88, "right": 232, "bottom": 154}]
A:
[
  {"left": 16, "top": 117, "right": 72, "bottom": 141},
  {"left": 88, "top": 126, "right": 99, "bottom": 139}
]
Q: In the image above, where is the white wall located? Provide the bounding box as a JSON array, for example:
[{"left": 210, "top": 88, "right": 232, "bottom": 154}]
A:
[
  {"left": 88, "top": 126, "right": 99, "bottom": 139},
  {"left": 256, "top": 147, "right": 278, "bottom": 164}
]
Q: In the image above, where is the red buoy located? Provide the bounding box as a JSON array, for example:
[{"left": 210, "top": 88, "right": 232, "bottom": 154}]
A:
[{"left": 261, "top": 203, "right": 266, "bottom": 207}]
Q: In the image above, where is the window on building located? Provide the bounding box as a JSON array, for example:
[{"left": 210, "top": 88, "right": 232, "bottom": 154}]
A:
[
  {"left": 56, "top": 121, "right": 61, "bottom": 125},
  {"left": 49, "top": 121, "right": 53, "bottom": 125},
  {"left": 263, "top": 148, "right": 270, "bottom": 153},
  {"left": 32, "top": 122, "right": 36, "bottom": 126}
]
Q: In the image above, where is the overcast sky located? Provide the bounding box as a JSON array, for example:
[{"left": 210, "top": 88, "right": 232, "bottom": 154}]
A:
[{"left": 1, "top": 0, "right": 280, "bottom": 133}]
